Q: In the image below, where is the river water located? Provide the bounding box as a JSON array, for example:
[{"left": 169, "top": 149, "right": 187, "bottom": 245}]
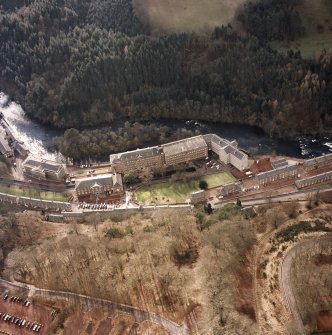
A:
[{"left": 0, "top": 92, "right": 331, "bottom": 162}]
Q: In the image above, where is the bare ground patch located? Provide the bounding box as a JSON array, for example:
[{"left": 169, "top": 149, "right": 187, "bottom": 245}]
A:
[{"left": 133, "top": 0, "right": 246, "bottom": 35}]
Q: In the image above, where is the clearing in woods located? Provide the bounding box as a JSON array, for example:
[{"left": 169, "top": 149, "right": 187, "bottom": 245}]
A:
[
  {"left": 272, "top": 0, "right": 332, "bottom": 58},
  {"left": 135, "top": 171, "right": 234, "bottom": 204},
  {"left": 132, "top": 0, "right": 246, "bottom": 35}
]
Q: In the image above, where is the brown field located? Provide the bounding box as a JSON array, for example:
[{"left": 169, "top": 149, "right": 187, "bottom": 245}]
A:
[{"left": 133, "top": 0, "right": 246, "bottom": 35}]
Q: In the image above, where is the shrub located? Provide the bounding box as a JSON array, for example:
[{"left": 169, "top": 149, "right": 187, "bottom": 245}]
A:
[
  {"left": 218, "top": 204, "right": 242, "bottom": 220},
  {"left": 105, "top": 227, "right": 124, "bottom": 239},
  {"left": 143, "top": 225, "right": 155, "bottom": 233}
]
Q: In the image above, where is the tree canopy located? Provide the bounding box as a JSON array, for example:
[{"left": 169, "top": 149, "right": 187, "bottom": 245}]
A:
[{"left": 0, "top": 0, "right": 331, "bottom": 149}]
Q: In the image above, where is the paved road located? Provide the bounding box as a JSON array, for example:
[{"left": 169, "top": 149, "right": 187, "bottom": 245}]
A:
[
  {"left": 240, "top": 187, "right": 332, "bottom": 207},
  {"left": 280, "top": 236, "right": 332, "bottom": 333},
  {"left": 0, "top": 278, "right": 188, "bottom": 335}
]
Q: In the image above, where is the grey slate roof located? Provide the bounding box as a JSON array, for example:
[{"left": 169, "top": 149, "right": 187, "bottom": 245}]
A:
[
  {"left": 303, "top": 153, "right": 332, "bottom": 167},
  {"left": 23, "top": 156, "right": 63, "bottom": 173},
  {"left": 162, "top": 135, "right": 207, "bottom": 156},
  {"left": 271, "top": 159, "right": 288, "bottom": 169},
  {"left": 217, "top": 182, "right": 242, "bottom": 195},
  {"left": 204, "top": 134, "right": 244, "bottom": 159},
  {"left": 295, "top": 171, "right": 332, "bottom": 186},
  {"left": 256, "top": 164, "right": 298, "bottom": 179},
  {"left": 110, "top": 146, "right": 161, "bottom": 164},
  {"left": 224, "top": 145, "right": 244, "bottom": 159},
  {"left": 75, "top": 173, "right": 122, "bottom": 190}
]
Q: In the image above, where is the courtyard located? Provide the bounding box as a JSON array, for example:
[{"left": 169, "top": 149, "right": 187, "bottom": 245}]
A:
[{"left": 135, "top": 172, "right": 235, "bottom": 204}]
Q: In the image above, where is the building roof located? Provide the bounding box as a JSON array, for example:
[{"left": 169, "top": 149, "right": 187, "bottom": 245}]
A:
[
  {"left": 271, "top": 159, "right": 288, "bottom": 169},
  {"left": 75, "top": 173, "right": 123, "bottom": 190},
  {"left": 295, "top": 171, "right": 332, "bottom": 186},
  {"left": 217, "top": 182, "right": 242, "bottom": 195},
  {"left": 224, "top": 145, "right": 244, "bottom": 159},
  {"left": 204, "top": 134, "right": 245, "bottom": 160},
  {"left": 162, "top": 135, "right": 207, "bottom": 157},
  {"left": 110, "top": 146, "right": 161, "bottom": 164},
  {"left": 256, "top": 164, "right": 298, "bottom": 179},
  {"left": 190, "top": 190, "right": 205, "bottom": 199},
  {"left": 304, "top": 153, "right": 332, "bottom": 166},
  {"left": 23, "top": 156, "right": 63, "bottom": 173}
]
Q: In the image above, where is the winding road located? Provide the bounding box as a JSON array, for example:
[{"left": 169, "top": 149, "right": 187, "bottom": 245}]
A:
[{"left": 0, "top": 278, "right": 188, "bottom": 335}]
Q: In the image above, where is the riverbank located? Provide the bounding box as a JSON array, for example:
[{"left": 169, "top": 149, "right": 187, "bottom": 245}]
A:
[{"left": 1, "top": 92, "right": 332, "bottom": 164}]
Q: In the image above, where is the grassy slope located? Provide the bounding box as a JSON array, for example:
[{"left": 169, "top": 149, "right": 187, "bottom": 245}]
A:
[
  {"left": 0, "top": 184, "right": 69, "bottom": 201},
  {"left": 132, "top": 0, "right": 246, "bottom": 35},
  {"left": 135, "top": 171, "right": 234, "bottom": 204},
  {"left": 272, "top": 0, "right": 332, "bottom": 58}
]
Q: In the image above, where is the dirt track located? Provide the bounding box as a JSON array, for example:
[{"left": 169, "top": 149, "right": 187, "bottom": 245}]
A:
[{"left": 0, "top": 278, "right": 188, "bottom": 335}]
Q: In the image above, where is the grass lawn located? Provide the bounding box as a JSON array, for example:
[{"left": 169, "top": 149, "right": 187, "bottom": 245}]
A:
[
  {"left": 135, "top": 172, "right": 235, "bottom": 205},
  {"left": 0, "top": 184, "right": 69, "bottom": 202},
  {"left": 133, "top": 0, "right": 246, "bottom": 35},
  {"left": 272, "top": 0, "right": 332, "bottom": 58}
]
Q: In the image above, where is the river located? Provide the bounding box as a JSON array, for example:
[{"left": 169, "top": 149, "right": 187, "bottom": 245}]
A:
[{"left": 0, "top": 92, "right": 331, "bottom": 163}]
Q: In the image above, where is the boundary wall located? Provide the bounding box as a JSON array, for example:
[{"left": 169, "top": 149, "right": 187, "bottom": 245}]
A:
[{"left": 0, "top": 192, "right": 71, "bottom": 211}]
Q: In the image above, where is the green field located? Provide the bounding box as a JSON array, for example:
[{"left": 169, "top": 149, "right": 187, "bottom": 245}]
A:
[
  {"left": 273, "top": 0, "right": 332, "bottom": 58},
  {"left": 135, "top": 172, "right": 235, "bottom": 204},
  {"left": 0, "top": 185, "right": 69, "bottom": 202},
  {"left": 133, "top": 0, "right": 246, "bottom": 35}
]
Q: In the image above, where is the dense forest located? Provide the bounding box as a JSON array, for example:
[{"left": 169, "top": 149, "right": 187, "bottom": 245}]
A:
[
  {"left": 53, "top": 122, "right": 196, "bottom": 160},
  {"left": 0, "top": 0, "right": 332, "bottom": 159},
  {"left": 237, "top": 0, "right": 305, "bottom": 43}
]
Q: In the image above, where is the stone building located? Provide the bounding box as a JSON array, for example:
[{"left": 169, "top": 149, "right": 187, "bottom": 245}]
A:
[
  {"left": 190, "top": 190, "right": 206, "bottom": 204},
  {"left": 203, "top": 134, "right": 249, "bottom": 171},
  {"left": 75, "top": 173, "right": 124, "bottom": 202},
  {"left": 256, "top": 164, "right": 299, "bottom": 186},
  {"left": 295, "top": 171, "right": 332, "bottom": 189},
  {"left": 23, "top": 156, "right": 66, "bottom": 182},
  {"left": 110, "top": 134, "right": 248, "bottom": 173},
  {"left": 162, "top": 135, "right": 208, "bottom": 166},
  {"left": 303, "top": 153, "right": 332, "bottom": 170},
  {"left": 217, "top": 181, "right": 242, "bottom": 197},
  {"left": 110, "top": 146, "right": 164, "bottom": 173},
  {"left": 271, "top": 159, "right": 288, "bottom": 169}
]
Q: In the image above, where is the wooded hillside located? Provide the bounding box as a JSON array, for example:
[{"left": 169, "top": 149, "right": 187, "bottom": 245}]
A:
[{"left": 0, "top": 0, "right": 331, "bottom": 140}]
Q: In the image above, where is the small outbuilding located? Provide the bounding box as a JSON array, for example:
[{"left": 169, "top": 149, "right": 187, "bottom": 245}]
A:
[{"left": 190, "top": 190, "right": 206, "bottom": 204}]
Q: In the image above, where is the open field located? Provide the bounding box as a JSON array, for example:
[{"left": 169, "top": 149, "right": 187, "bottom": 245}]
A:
[
  {"left": 0, "top": 184, "right": 68, "bottom": 201},
  {"left": 273, "top": 0, "right": 332, "bottom": 58},
  {"left": 135, "top": 171, "right": 234, "bottom": 204},
  {"left": 133, "top": 0, "right": 246, "bottom": 35}
]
